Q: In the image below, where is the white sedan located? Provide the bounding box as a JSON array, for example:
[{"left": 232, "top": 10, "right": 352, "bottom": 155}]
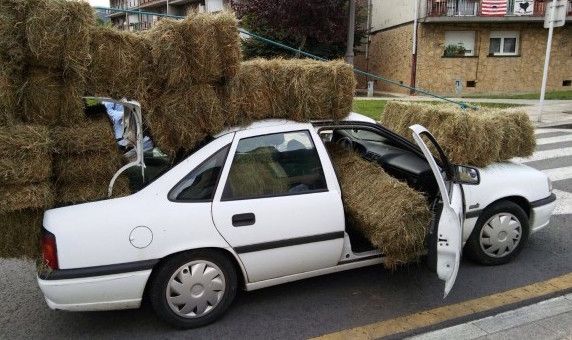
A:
[{"left": 37, "top": 113, "right": 555, "bottom": 328}]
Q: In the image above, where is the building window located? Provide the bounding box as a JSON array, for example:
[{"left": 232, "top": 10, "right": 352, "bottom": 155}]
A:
[
  {"left": 489, "top": 31, "right": 520, "bottom": 56},
  {"left": 444, "top": 31, "right": 476, "bottom": 56}
]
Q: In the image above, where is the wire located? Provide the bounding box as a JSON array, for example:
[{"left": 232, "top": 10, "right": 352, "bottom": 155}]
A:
[{"left": 93, "top": 6, "right": 477, "bottom": 110}]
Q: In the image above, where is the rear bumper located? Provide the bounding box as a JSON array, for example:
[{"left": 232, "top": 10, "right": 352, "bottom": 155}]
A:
[
  {"left": 37, "top": 270, "right": 151, "bottom": 311},
  {"left": 530, "top": 193, "right": 557, "bottom": 234}
]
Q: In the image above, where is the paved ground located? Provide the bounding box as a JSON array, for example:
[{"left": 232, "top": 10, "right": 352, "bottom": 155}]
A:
[
  {"left": 0, "top": 126, "right": 571, "bottom": 339},
  {"left": 409, "top": 293, "right": 572, "bottom": 340}
]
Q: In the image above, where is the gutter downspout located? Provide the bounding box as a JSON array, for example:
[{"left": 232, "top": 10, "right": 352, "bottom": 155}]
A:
[
  {"left": 410, "top": 0, "right": 420, "bottom": 95},
  {"left": 365, "top": 0, "right": 373, "bottom": 79}
]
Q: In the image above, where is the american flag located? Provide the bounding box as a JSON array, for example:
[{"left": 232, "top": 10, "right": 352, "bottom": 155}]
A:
[{"left": 481, "top": 0, "right": 508, "bottom": 16}]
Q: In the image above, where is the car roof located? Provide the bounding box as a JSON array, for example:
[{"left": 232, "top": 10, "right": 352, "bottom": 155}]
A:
[{"left": 213, "top": 112, "right": 376, "bottom": 138}]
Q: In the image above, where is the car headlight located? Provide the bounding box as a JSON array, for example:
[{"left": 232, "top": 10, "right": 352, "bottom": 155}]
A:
[{"left": 548, "top": 177, "right": 553, "bottom": 192}]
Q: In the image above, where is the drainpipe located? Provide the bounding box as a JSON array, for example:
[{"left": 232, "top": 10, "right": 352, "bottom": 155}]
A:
[
  {"left": 345, "top": 0, "right": 356, "bottom": 65},
  {"left": 410, "top": 0, "right": 420, "bottom": 95}
]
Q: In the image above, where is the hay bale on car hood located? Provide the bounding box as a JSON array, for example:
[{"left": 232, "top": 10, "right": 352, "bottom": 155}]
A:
[
  {"left": 327, "top": 144, "right": 431, "bottom": 268},
  {"left": 381, "top": 101, "right": 535, "bottom": 167}
]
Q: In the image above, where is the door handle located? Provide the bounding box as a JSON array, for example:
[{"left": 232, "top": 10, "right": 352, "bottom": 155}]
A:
[{"left": 232, "top": 213, "right": 255, "bottom": 227}]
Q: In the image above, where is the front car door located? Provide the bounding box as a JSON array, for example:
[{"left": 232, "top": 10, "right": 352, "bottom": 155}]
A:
[
  {"left": 410, "top": 124, "right": 464, "bottom": 297},
  {"left": 211, "top": 123, "right": 345, "bottom": 283}
]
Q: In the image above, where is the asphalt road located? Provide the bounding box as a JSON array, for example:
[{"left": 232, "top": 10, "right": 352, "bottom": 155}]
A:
[{"left": 1, "top": 126, "right": 571, "bottom": 339}]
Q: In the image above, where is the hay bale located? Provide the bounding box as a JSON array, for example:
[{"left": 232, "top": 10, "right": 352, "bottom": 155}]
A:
[
  {"left": 86, "top": 26, "right": 152, "bottom": 100},
  {"left": 381, "top": 102, "right": 534, "bottom": 167},
  {"left": 53, "top": 152, "right": 123, "bottom": 185},
  {"left": 25, "top": 0, "right": 94, "bottom": 77},
  {"left": 55, "top": 176, "right": 130, "bottom": 206},
  {"left": 21, "top": 67, "right": 84, "bottom": 125},
  {"left": 0, "top": 209, "right": 43, "bottom": 258},
  {"left": 228, "top": 58, "right": 356, "bottom": 125},
  {"left": 51, "top": 116, "right": 117, "bottom": 154},
  {"left": 0, "top": 153, "right": 52, "bottom": 185},
  {"left": 147, "top": 11, "right": 240, "bottom": 86},
  {"left": 327, "top": 144, "right": 431, "bottom": 268},
  {"left": 0, "top": 124, "right": 51, "bottom": 158},
  {"left": 145, "top": 84, "right": 224, "bottom": 157},
  {"left": 0, "top": 182, "right": 53, "bottom": 213}
]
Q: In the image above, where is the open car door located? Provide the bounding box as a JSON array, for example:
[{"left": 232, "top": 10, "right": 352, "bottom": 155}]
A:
[{"left": 410, "top": 124, "right": 463, "bottom": 298}]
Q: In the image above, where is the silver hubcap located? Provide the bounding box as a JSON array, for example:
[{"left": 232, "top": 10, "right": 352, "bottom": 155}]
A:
[
  {"left": 166, "top": 260, "right": 225, "bottom": 318},
  {"left": 479, "top": 213, "right": 522, "bottom": 258}
]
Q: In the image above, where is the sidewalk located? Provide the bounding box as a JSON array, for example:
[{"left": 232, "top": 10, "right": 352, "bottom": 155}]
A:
[
  {"left": 356, "top": 95, "right": 572, "bottom": 127},
  {"left": 408, "top": 293, "right": 572, "bottom": 340}
]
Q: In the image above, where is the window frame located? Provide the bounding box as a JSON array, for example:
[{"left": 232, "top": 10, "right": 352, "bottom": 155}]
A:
[
  {"left": 219, "top": 129, "right": 329, "bottom": 202},
  {"left": 444, "top": 30, "right": 477, "bottom": 57},
  {"left": 489, "top": 31, "right": 520, "bottom": 56},
  {"left": 168, "top": 144, "right": 231, "bottom": 203}
]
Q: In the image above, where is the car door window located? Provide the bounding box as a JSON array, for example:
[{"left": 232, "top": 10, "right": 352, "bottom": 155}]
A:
[
  {"left": 169, "top": 145, "right": 230, "bottom": 202},
  {"left": 222, "top": 131, "right": 327, "bottom": 200}
]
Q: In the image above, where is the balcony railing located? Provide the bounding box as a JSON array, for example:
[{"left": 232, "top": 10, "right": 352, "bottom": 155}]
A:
[{"left": 426, "top": 0, "right": 572, "bottom": 17}]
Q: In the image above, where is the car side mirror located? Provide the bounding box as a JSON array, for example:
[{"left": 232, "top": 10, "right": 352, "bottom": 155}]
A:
[{"left": 454, "top": 165, "right": 480, "bottom": 185}]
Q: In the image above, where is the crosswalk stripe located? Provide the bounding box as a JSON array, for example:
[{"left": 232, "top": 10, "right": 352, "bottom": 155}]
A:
[
  {"left": 535, "top": 128, "right": 571, "bottom": 135},
  {"left": 513, "top": 147, "right": 572, "bottom": 163},
  {"left": 553, "top": 189, "right": 572, "bottom": 215},
  {"left": 536, "top": 134, "right": 572, "bottom": 145},
  {"left": 541, "top": 166, "right": 572, "bottom": 182}
]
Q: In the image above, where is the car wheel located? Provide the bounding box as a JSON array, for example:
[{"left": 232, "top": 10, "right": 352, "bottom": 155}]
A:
[
  {"left": 149, "top": 250, "right": 237, "bottom": 328},
  {"left": 465, "top": 201, "right": 529, "bottom": 266}
]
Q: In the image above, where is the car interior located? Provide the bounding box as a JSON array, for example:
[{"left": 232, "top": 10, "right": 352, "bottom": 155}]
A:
[{"left": 320, "top": 127, "right": 440, "bottom": 253}]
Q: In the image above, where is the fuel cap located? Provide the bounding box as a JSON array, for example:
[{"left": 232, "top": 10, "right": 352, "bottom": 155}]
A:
[{"left": 129, "top": 226, "right": 153, "bottom": 249}]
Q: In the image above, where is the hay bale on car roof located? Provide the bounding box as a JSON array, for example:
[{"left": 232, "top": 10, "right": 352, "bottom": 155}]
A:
[
  {"left": 327, "top": 144, "right": 431, "bottom": 269},
  {"left": 0, "top": 182, "right": 53, "bottom": 213},
  {"left": 0, "top": 209, "right": 44, "bottom": 258},
  {"left": 25, "top": 0, "right": 94, "bottom": 77},
  {"left": 55, "top": 176, "right": 130, "bottom": 206},
  {"left": 144, "top": 84, "right": 224, "bottom": 158},
  {"left": 86, "top": 26, "right": 153, "bottom": 100},
  {"left": 381, "top": 101, "right": 534, "bottom": 167},
  {"left": 21, "top": 67, "right": 85, "bottom": 126},
  {"left": 146, "top": 11, "right": 241, "bottom": 86},
  {"left": 227, "top": 58, "right": 356, "bottom": 126}
]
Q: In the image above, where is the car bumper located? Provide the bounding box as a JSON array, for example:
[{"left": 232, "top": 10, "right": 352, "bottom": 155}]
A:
[
  {"left": 37, "top": 270, "right": 151, "bottom": 312},
  {"left": 530, "top": 193, "right": 557, "bottom": 234}
]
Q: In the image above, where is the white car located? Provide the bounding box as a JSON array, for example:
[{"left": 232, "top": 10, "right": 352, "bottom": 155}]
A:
[{"left": 37, "top": 113, "right": 556, "bottom": 328}]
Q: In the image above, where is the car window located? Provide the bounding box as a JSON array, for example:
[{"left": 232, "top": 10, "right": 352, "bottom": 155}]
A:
[
  {"left": 222, "top": 131, "right": 327, "bottom": 200},
  {"left": 169, "top": 145, "right": 230, "bottom": 202},
  {"left": 344, "top": 129, "right": 386, "bottom": 143}
]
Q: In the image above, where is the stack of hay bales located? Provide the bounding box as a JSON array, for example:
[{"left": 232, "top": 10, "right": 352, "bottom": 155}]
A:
[
  {"left": 50, "top": 112, "right": 130, "bottom": 206},
  {"left": 226, "top": 58, "right": 356, "bottom": 126},
  {"left": 142, "top": 12, "right": 241, "bottom": 158},
  {"left": 0, "top": 125, "right": 53, "bottom": 258},
  {"left": 381, "top": 101, "right": 536, "bottom": 168},
  {"left": 327, "top": 144, "right": 431, "bottom": 268}
]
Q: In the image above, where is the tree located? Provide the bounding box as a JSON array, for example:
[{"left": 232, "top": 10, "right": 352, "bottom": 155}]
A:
[{"left": 231, "top": 0, "right": 366, "bottom": 60}]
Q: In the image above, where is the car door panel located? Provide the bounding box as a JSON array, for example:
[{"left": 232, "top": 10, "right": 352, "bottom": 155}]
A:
[
  {"left": 410, "top": 124, "right": 464, "bottom": 297},
  {"left": 212, "top": 124, "right": 345, "bottom": 283}
]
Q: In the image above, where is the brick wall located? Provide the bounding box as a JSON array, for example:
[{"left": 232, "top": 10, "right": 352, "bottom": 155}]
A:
[{"left": 366, "top": 22, "right": 572, "bottom": 96}]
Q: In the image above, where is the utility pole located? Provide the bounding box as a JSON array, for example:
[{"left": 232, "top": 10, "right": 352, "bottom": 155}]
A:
[
  {"left": 345, "top": 0, "right": 356, "bottom": 65},
  {"left": 410, "top": 0, "right": 420, "bottom": 95}
]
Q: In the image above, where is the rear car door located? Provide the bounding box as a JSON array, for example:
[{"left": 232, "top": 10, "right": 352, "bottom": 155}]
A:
[
  {"left": 410, "top": 124, "right": 464, "bottom": 297},
  {"left": 211, "top": 124, "right": 345, "bottom": 283}
]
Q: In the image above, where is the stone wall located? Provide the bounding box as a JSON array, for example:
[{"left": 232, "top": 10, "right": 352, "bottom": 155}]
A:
[{"left": 365, "top": 22, "right": 572, "bottom": 96}]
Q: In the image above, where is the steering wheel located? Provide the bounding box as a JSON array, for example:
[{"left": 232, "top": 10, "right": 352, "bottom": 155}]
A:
[{"left": 337, "top": 137, "right": 354, "bottom": 151}]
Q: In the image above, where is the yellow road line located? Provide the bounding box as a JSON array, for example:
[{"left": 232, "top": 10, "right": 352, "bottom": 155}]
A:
[{"left": 313, "top": 272, "right": 572, "bottom": 340}]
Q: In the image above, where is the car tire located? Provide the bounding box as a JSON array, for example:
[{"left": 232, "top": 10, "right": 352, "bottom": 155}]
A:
[
  {"left": 465, "top": 201, "right": 529, "bottom": 266},
  {"left": 149, "top": 250, "right": 238, "bottom": 329}
]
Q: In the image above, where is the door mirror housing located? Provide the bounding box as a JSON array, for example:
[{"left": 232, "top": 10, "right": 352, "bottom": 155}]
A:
[{"left": 455, "top": 165, "right": 480, "bottom": 185}]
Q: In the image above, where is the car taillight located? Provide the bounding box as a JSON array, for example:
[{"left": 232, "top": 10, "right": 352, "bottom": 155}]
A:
[{"left": 41, "top": 229, "right": 58, "bottom": 270}]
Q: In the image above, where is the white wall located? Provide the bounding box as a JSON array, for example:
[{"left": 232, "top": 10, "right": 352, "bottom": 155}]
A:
[{"left": 371, "top": 0, "right": 425, "bottom": 31}]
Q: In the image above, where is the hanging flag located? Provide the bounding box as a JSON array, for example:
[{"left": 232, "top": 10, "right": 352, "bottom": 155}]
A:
[
  {"left": 514, "top": 0, "right": 535, "bottom": 15},
  {"left": 481, "top": 0, "right": 508, "bottom": 16}
]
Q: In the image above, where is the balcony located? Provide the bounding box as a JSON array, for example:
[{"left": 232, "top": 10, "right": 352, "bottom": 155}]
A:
[{"left": 425, "top": 0, "right": 572, "bottom": 21}]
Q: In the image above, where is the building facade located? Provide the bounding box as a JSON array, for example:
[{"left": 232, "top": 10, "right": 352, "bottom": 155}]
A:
[
  {"left": 359, "top": 0, "right": 572, "bottom": 96},
  {"left": 108, "top": 0, "right": 228, "bottom": 31}
]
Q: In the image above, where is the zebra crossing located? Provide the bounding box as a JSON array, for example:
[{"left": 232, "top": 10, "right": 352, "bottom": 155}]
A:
[{"left": 513, "top": 127, "right": 572, "bottom": 216}]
